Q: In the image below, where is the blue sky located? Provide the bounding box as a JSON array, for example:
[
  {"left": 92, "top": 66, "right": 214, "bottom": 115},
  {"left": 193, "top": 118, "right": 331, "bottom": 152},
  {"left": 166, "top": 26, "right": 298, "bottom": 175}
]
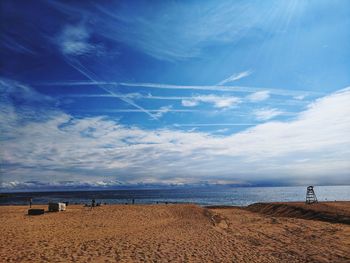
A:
[{"left": 1, "top": 0, "right": 350, "bottom": 190}]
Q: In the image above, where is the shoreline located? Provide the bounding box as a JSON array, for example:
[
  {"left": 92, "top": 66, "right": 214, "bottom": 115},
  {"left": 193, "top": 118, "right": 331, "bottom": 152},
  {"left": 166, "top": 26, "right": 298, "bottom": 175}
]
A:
[
  {"left": 1, "top": 199, "right": 349, "bottom": 206},
  {"left": 5, "top": 201, "right": 350, "bottom": 225}
]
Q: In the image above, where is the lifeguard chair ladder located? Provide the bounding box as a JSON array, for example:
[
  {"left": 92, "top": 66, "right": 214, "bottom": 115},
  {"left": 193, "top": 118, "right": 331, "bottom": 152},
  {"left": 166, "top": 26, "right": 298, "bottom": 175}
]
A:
[{"left": 306, "top": 186, "right": 318, "bottom": 204}]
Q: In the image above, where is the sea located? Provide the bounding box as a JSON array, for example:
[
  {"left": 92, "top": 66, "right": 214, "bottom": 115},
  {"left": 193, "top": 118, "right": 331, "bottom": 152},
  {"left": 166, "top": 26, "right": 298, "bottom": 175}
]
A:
[{"left": 1, "top": 185, "right": 349, "bottom": 206}]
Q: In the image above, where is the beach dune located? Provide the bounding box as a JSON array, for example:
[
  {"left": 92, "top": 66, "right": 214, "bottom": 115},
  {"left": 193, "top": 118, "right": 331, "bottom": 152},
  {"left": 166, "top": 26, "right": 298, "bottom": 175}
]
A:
[{"left": 0, "top": 202, "right": 349, "bottom": 262}]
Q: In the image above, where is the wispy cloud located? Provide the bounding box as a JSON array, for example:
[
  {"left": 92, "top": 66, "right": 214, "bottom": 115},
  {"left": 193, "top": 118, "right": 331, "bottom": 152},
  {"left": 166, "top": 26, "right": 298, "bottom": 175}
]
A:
[
  {"left": 247, "top": 91, "right": 270, "bottom": 102},
  {"left": 63, "top": 57, "right": 159, "bottom": 119},
  {"left": 38, "top": 81, "right": 320, "bottom": 97},
  {"left": 76, "top": 108, "right": 197, "bottom": 114},
  {"left": 119, "top": 82, "right": 322, "bottom": 97},
  {"left": 57, "top": 24, "right": 97, "bottom": 56},
  {"left": 294, "top": 94, "right": 307, "bottom": 100},
  {"left": 173, "top": 123, "right": 256, "bottom": 127},
  {"left": 182, "top": 95, "right": 241, "bottom": 109},
  {"left": 1, "top": 35, "right": 36, "bottom": 55},
  {"left": 61, "top": 92, "right": 245, "bottom": 110},
  {"left": 216, "top": 70, "right": 253, "bottom": 85},
  {"left": 61, "top": 93, "right": 142, "bottom": 99},
  {"left": 92, "top": 2, "right": 268, "bottom": 61},
  {"left": 153, "top": 106, "right": 173, "bottom": 118},
  {"left": 47, "top": 1, "right": 301, "bottom": 61},
  {"left": 182, "top": 99, "right": 199, "bottom": 107},
  {"left": 0, "top": 78, "right": 52, "bottom": 103},
  {"left": 60, "top": 93, "right": 308, "bottom": 108},
  {"left": 254, "top": 108, "right": 284, "bottom": 121}
]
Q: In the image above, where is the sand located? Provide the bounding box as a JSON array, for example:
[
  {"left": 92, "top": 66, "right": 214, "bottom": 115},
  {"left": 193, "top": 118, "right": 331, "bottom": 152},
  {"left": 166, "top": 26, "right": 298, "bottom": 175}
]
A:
[{"left": 0, "top": 202, "right": 349, "bottom": 262}]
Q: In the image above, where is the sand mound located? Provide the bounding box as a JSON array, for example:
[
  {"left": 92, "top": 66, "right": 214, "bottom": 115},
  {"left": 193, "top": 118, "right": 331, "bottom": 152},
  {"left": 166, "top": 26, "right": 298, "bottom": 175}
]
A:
[{"left": 247, "top": 202, "right": 350, "bottom": 224}]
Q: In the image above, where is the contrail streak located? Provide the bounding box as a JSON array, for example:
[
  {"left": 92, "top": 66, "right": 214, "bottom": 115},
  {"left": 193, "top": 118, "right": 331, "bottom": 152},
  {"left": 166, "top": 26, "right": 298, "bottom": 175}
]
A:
[
  {"left": 38, "top": 80, "right": 320, "bottom": 97},
  {"left": 173, "top": 123, "right": 256, "bottom": 127},
  {"left": 63, "top": 57, "right": 158, "bottom": 119},
  {"left": 216, "top": 70, "right": 253, "bottom": 85}
]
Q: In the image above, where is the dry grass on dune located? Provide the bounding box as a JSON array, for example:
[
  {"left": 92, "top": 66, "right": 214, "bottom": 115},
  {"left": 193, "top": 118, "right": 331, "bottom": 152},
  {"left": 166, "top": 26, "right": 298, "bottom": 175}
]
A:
[
  {"left": 246, "top": 201, "right": 350, "bottom": 224},
  {"left": 0, "top": 203, "right": 349, "bottom": 262}
]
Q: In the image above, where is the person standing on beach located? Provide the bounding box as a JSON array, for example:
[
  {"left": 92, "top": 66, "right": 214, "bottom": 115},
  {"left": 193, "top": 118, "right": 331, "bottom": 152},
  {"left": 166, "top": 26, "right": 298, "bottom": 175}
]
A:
[
  {"left": 91, "top": 199, "right": 96, "bottom": 209},
  {"left": 29, "top": 198, "right": 32, "bottom": 208}
]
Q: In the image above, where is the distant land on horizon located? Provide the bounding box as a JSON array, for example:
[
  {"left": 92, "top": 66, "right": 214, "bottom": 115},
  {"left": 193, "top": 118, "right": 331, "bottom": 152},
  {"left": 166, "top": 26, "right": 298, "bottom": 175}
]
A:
[{"left": 1, "top": 182, "right": 350, "bottom": 193}]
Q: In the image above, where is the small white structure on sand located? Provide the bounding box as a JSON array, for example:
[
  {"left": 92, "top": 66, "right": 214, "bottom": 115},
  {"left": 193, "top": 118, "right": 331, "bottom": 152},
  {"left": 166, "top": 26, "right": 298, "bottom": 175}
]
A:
[{"left": 48, "top": 202, "right": 66, "bottom": 212}]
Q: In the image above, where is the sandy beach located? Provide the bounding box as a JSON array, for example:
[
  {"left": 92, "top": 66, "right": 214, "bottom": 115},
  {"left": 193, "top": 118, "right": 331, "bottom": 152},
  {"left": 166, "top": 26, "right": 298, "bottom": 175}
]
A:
[{"left": 0, "top": 202, "right": 349, "bottom": 263}]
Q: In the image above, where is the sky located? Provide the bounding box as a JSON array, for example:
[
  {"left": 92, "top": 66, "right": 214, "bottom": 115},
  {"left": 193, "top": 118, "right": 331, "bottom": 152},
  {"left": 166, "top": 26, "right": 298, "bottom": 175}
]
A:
[{"left": 0, "top": 0, "right": 350, "bottom": 190}]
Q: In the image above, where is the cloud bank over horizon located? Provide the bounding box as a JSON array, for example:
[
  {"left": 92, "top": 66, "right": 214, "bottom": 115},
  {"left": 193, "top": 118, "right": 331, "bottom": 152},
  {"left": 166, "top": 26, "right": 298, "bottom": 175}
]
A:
[{"left": 1, "top": 79, "right": 349, "bottom": 190}]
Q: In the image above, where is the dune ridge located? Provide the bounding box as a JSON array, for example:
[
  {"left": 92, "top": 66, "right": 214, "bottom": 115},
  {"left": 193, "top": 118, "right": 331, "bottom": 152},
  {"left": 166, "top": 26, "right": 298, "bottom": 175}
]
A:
[{"left": 246, "top": 202, "right": 350, "bottom": 224}]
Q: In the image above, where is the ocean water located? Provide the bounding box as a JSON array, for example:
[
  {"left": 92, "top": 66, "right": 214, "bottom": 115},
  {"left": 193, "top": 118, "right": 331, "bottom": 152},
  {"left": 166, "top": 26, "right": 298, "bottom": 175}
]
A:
[{"left": 1, "top": 185, "right": 349, "bottom": 206}]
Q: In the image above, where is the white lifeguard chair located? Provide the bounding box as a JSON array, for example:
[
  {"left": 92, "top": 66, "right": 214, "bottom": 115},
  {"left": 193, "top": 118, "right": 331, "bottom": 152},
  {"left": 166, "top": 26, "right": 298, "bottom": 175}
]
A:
[{"left": 305, "top": 186, "right": 318, "bottom": 204}]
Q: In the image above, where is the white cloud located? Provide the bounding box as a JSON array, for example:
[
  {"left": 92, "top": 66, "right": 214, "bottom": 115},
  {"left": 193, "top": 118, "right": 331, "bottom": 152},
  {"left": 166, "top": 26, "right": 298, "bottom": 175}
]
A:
[
  {"left": 294, "top": 94, "right": 307, "bottom": 100},
  {"left": 1, "top": 79, "right": 350, "bottom": 187},
  {"left": 58, "top": 24, "right": 96, "bottom": 56},
  {"left": 182, "top": 99, "right": 199, "bottom": 107},
  {"left": 217, "top": 70, "right": 253, "bottom": 85},
  {"left": 247, "top": 90, "right": 270, "bottom": 102},
  {"left": 153, "top": 105, "right": 173, "bottom": 118},
  {"left": 254, "top": 108, "right": 284, "bottom": 121},
  {"left": 182, "top": 95, "right": 241, "bottom": 109}
]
